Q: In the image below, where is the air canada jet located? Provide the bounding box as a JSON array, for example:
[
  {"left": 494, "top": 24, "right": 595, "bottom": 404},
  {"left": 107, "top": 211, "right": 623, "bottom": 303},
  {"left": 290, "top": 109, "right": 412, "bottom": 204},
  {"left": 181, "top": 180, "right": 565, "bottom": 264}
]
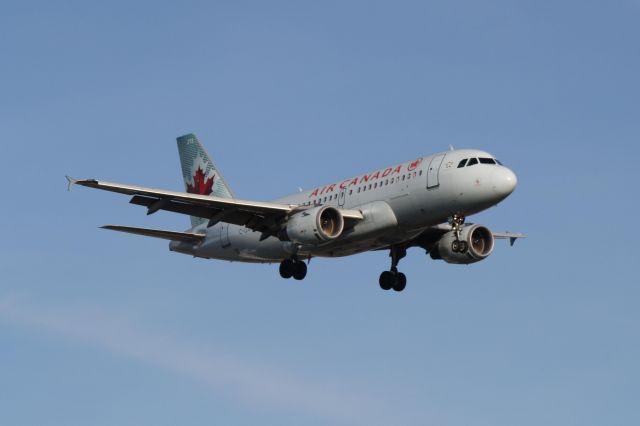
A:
[{"left": 67, "top": 134, "right": 524, "bottom": 292}]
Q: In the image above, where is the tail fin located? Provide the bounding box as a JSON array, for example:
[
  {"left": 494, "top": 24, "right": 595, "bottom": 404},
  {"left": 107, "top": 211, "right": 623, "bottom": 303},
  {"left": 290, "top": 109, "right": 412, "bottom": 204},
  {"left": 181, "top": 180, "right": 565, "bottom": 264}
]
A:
[{"left": 176, "top": 133, "right": 234, "bottom": 227}]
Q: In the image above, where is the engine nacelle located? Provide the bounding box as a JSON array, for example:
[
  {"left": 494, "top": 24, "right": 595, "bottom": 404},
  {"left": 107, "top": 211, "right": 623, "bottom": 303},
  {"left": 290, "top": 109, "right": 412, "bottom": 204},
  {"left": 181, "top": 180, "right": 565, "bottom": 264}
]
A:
[
  {"left": 285, "top": 206, "right": 344, "bottom": 245},
  {"left": 430, "top": 224, "right": 495, "bottom": 264}
]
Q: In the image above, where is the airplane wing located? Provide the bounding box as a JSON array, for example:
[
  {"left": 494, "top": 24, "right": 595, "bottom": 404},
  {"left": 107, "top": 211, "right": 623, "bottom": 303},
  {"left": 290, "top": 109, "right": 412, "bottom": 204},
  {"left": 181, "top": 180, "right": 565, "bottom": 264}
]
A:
[
  {"left": 408, "top": 224, "right": 526, "bottom": 249},
  {"left": 492, "top": 232, "right": 527, "bottom": 246},
  {"left": 101, "top": 225, "right": 206, "bottom": 242},
  {"left": 68, "top": 177, "right": 363, "bottom": 237}
]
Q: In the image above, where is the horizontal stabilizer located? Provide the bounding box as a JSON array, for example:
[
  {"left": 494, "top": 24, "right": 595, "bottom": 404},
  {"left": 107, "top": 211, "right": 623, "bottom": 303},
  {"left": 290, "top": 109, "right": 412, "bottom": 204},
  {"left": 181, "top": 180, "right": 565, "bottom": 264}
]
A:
[{"left": 101, "top": 225, "right": 205, "bottom": 242}]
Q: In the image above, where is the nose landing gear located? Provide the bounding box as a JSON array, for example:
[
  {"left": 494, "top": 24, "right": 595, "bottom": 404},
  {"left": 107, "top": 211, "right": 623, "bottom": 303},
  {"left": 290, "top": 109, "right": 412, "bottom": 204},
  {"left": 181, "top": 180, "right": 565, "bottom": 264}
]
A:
[
  {"left": 451, "top": 239, "right": 468, "bottom": 253},
  {"left": 450, "top": 214, "right": 468, "bottom": 253},
  {"left": 379, "top": 246, "right": 407, "bottom": 292}
]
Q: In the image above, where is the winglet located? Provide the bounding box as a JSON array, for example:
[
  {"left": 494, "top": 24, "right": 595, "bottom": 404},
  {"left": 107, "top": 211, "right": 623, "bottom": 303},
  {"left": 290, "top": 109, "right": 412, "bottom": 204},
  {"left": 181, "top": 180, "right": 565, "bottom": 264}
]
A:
[{"left": 65, "top": 175, "right": 77, "bottom": 191}]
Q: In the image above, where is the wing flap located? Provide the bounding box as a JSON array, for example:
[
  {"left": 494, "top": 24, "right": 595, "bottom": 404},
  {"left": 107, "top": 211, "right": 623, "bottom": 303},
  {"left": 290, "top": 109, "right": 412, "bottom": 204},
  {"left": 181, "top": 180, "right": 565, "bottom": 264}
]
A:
[
  {"left": 101, "top": 225, "right": 206, "bottom": 242},
  {"left": 129, "top": 195, "right": 259, "bottom": 227}
]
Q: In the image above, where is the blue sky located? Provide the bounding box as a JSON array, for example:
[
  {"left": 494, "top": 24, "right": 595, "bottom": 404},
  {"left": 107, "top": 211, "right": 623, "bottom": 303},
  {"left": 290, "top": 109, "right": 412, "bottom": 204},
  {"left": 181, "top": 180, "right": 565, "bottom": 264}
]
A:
[{"left": 1, "top": 1, "right": 639, "bottom": 425}]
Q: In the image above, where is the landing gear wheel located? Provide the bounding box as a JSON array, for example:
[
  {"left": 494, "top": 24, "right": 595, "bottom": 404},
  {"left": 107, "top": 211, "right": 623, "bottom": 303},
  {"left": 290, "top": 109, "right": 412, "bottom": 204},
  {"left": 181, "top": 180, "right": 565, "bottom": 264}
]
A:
[
  {"left": 458, "top": 241, "right": 468, "bottom": 253},
  {"left": 451, "top": 240, "right": 460, "bottom": 253},
  {"left": 379, "top": 245, "right": 409, "bottom": 292},
  {"left": 279, "top": 259, "right": 294, "bottom": 279},
  {"left": 379, "top": 271, "right": 394, "bottom": 290},
  {"left": 392, "top": 273, "right": 407, "bottom": 292},
  {"left": 292, "top": 261, "right": 307, "bottom": 280}
]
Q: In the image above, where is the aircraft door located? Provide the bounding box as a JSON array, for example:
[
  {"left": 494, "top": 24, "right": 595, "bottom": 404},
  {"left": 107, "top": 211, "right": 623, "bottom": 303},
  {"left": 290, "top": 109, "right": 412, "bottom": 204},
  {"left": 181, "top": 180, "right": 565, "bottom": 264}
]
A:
[
  {"left": 220, "top": 223, "right": 231, "bottom": 248},
  {"left": 338, "top": 187, "right": 346, "bottom": 207},
  {"left": 427, "top": 154, "right": 446, "bottom": 188}
]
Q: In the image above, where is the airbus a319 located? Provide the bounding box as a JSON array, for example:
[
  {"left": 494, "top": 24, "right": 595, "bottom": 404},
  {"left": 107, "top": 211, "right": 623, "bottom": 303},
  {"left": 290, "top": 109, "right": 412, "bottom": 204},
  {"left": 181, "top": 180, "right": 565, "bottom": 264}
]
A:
[{"left": 68, "top": 134, "right": 523, "bottom": 292}]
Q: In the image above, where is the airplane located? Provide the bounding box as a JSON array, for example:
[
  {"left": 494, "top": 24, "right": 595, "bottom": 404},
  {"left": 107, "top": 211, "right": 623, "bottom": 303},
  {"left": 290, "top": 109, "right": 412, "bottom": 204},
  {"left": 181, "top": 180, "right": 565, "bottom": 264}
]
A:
[{"left": 67, "top": 133, "right": 524, "bottom": 292}]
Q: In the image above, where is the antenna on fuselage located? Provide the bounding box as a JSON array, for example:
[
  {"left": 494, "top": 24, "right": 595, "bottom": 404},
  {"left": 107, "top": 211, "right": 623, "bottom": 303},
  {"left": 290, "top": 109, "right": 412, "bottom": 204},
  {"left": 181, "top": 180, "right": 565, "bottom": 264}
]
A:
[{"left": 449, "top": 144, "right": 455, "bottom": 151}]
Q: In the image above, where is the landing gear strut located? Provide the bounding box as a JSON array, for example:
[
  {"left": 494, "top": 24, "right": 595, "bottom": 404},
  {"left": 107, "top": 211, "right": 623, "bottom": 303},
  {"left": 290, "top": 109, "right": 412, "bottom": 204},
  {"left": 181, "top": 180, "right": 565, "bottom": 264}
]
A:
[
  {"left": 379, "top": 246, "right": 407, "bottom": 292},
  {"left": 449, "top": 214, "right": 468, "bottom": 253},
  {"left": 279, "top": 258, "right": 307, "bottom": 280}
]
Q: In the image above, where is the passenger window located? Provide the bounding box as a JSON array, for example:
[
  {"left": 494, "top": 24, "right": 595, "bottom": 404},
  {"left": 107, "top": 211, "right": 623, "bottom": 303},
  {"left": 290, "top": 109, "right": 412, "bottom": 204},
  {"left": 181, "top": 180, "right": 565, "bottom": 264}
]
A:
[
  {"left": 479, "top": 158, "right": 496, "bottom": 164},
  {"left": 467, "top": 158, "right": 478, "bottom": 166},
  {"left": 458, "top": 159, "right": 468, "bottom": 168}
]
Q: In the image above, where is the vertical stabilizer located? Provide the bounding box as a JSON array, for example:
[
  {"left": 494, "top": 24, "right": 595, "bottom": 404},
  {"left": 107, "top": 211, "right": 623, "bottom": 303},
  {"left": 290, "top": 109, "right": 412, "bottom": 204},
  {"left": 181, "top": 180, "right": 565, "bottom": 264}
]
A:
[{"left": 176, "top": 133, "right": 234, "bottom": 227}]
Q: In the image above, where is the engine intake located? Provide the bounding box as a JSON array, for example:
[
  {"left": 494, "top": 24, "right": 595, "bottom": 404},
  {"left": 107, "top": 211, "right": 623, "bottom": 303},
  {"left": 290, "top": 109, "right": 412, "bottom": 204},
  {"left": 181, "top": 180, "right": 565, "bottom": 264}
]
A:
[
  {"left": 430, "top": 224, "right": 495, "bottom": 264},
  {"left": 286, "top": 206, "right": 344, "bottom": 245}
]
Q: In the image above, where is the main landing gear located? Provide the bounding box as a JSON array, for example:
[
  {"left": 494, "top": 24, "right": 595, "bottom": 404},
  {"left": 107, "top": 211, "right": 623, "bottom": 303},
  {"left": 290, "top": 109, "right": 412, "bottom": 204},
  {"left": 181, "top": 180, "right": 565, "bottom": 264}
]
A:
[
  {"left": 279, "top": 258, "right": 307, "bottom": 280},
  {"left": 450, "top": 214, "right": 468, "bottom": 253},
  {"left": 379, "top": 246, "right": 407, "bottom": 292}
]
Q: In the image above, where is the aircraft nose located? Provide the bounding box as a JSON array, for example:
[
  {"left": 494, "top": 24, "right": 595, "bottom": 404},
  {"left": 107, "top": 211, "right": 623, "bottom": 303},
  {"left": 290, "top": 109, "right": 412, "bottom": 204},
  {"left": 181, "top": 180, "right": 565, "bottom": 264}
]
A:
[{"left": 493, "top": 166, "right": 518, "bottom": 198}]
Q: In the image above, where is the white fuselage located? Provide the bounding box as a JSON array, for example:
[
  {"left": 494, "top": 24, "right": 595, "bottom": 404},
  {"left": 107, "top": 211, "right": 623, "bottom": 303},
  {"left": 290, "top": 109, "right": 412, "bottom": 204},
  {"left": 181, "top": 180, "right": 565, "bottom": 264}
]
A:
[{"left": 169, "top": 149, "right": 517, "bottom": 263}]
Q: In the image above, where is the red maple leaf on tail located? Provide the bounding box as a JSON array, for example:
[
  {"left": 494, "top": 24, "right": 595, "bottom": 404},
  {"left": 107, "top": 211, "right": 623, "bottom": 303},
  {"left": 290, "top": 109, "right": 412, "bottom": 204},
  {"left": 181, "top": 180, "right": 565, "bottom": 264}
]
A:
[{"left": 187, "top": 166, "right": 214, "bottom": 195}]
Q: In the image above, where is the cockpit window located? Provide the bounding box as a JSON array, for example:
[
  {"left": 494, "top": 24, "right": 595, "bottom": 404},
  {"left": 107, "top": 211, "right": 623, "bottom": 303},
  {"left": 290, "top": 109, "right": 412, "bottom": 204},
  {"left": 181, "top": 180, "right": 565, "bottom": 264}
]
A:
[
  {"left": 479, "top": 157, "right": 496, "bottom": 164},
  {"left": 457, "top": 159, "right": 468, "bottom": 168},
  {"left": 496, "top": 159, "right": 503, "bottom": 165},
  {"left": 467, "top": 158, "right": 478, "bottom": 166}
]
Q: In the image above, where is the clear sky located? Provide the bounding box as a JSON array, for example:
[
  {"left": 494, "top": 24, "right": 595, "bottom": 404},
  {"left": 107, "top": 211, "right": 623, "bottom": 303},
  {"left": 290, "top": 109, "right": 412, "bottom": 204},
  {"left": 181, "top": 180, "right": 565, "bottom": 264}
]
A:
[{"left": 1, "top": 1, "right": 639, "bottom": 425}]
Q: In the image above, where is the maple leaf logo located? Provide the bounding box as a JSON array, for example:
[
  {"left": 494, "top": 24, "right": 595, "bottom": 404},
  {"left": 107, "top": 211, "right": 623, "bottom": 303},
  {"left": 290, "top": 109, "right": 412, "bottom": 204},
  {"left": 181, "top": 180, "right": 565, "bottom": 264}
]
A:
[
  {"left": 187, "top": 166, "right": 215, "bottom": 195},
  {"left": 408, "top": 158, "right": 423, "bottom": 171}
]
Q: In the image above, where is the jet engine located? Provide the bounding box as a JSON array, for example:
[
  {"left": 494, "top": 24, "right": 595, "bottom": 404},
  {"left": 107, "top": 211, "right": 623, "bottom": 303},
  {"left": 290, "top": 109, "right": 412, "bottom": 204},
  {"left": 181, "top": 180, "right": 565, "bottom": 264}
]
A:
[
  {"left": 429, "top": 224, "right": 495, "bottom": 264},
  {"left": 285, "top": 206, "right": 344, "bottom": 245}
]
